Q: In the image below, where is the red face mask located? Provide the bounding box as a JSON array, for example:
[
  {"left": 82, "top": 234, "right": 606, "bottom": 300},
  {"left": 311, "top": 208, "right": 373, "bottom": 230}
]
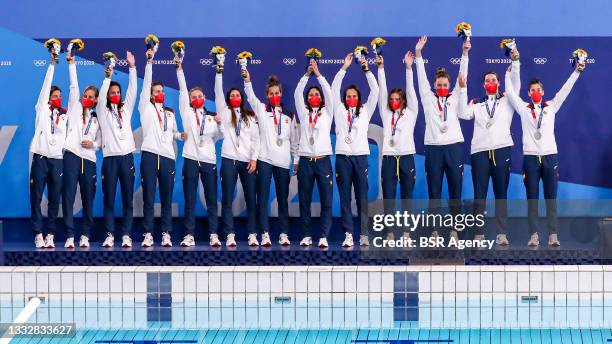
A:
[
  {"left": 153, "top": 93, "right": 165, "bottom": 104},
  {"left": 530, "top": 91, "right": 543, "bottom": 103},
  {"left": 109, "top": 95, "right": 121, "bottom": 104},
  {"left": 308, "top": 95, "right": 321, "bottom": 107},
  {"left": 269, "top": 95, "right": 281, "bottom": 107},
  {"left": 50, "top": 98, "right": 62, "bottom": 109},
  {"left": 191, "top": 98, "right": 204, "bottom": 109},
  {"left": 389, "top": 100, "right": 401, "bottom": 111},
  {"left": 81, "top": 98, "right": 94, "bottom": 109},
  {"left": 346, "top": 98, "right": 359, "bottom": 108},
  {"left": 436, "top": 88, "right": 449, "bottom": 97},
  {"left": 229, "top": 97, "right": 242, "bottom": 108},
  {"left": 484, "top": 83, "right": 498, "bottom": 94}
]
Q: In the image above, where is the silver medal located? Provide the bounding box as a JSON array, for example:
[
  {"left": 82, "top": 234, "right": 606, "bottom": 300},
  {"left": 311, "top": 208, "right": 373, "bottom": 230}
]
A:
[
  {"left": 49, "top": 138, "right": 56, "bottom": 146},
  {"left": 345, "top": 136, "right": 352, "bottom": 144},
  {"left": 440, "top": 124, "right": 448, "bottom": 133},
  {"left": 534, "top": 131, "right": 542, "bottom": 140},
  {"left": 389, "top": 138, "right": 395, "bottom": 147},
  {"left": 199, "top": 137, "right": 205, "bottom": 147},
  {"left": 486, "top": 121, "right": 493, "bottom": 128},
  {"left": 118, "top": 131, "right": 126, "bottom": 140},
  {"left": 276, "top": 138, "right": 283, "bottom": 147},
  {"left": 161, "top": 134, "right": 168, "bottom": 143},
  {"left": 309, "top": 136, "right": 314, "bottom": 145}
]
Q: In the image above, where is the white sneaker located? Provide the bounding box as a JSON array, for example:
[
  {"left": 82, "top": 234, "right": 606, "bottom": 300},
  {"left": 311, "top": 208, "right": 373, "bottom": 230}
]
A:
[
  {"left": 34, "top": 233, "right": 45, "bottom": 248},
  {"left": 359, "top": 235, "right": 369, "bottom": 246},
  {"left": 44, "top": 234, "right": 55, "bottom": 248},
  {"left": 210, "top": 234, "right": 221, "bottom": 247},
  {"left": 121, "top": 235, "right": 132, "bottom": 248},
  {"left": 161, "top": 232, "right": 172, "bottom": 247},
  {"left": 528, "top": 233, "right": 540, "bottom": 247},
  {"left": 495, "top": 234, "right": 509, "bottom": 246},
  {"left": 318, "top": 237, "right": 329, "bottom": 248},
  {"left": 180, "top": 234, "right": 195, "bottom": 247},
  {"left": 102, "top": 233, "right": 114, "bottom": 248},
  {"left": 449, "top": 230, "right": 459, "bottom": 243},
  {"left": 141, "top": 232, "right": 154, "bottom": 248},
  {"left": 299, "top": 236, "right": 312, "bottom": 246},
  {"left": 342, "top": 233, "right": 354, "bottom": 248},
  {"left": 79, "top": 235, "right": 90, "bottom": 248},
  {"left": 279, "top": 233, "right": 291, "bottom": 246},
  {"left": 548, "top": 234, "right": 560, "bottom": 247},
  {"left": 261, "top": 232, "right": 272, "bottom": 247},
  {"left": 64, "top": 237, "right": 75, "bottom": 249},
  {"left": 248, "top": 233, "right": 259, "bottom": 246},
  {"left": 226, "top": 233, "right": 237, "bottom": 247}
]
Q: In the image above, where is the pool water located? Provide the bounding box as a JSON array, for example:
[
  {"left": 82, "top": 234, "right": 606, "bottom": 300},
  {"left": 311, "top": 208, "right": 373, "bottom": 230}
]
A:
[{"left": 6, "top": 328, "right": 612, "bottom": 343}]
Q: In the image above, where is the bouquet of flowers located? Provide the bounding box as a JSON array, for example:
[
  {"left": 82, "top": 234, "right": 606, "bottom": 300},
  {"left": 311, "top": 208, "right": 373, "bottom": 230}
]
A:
[
  {"left": 145, "top": 34, "right": 159, "bottom": 53},
  {"left": 102, "top": 52, "right": 119, "bottom": 70},
  {"left": 456, "top": 22, "right": 472, "bottom": 41},
  {"left": 499, "top": 38, "right": 517, "bottom": 58},
  {"left": 354, "top": 46, "right": 369, "bottom": 70},
  {"left": 66, "top": 39, "right": 84, "bottom": 57},
  {"left": 171, "top": 41, "right": 185, "bottom": 59},
  {"left": 44, "top": 38, "right": 61, "bottom": 64},
  {"left": 572, "top": 48, "right": 588, "bottom": 71},
  {"left": 210, "top": 45, "right": 227, "bottom": 71},
  {"left": 370, "top": 37, "right": 386, "bottom": 56},
  {"left": 237, "top": 51, "right": 253, "bottom": 71}
]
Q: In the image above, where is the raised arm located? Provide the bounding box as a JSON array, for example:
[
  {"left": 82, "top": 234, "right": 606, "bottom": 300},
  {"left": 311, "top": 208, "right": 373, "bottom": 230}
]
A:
[
  {"left": 414, "top": 36, "right": 433, "bottom": 102},
  {"left": 456, "top": 74, "right": 473, "bottom": 120},
  {"left": 311, "top": 60, "right": 333, "bottom": 116},
  {"left": 35, "top": 56, "right": 55, "bottom": 112},
  {"left": 376, "top": 57, "right": 388, "bottom": 116},
  {"left": 67, "top": 58, "right": 80, "bottom": 114},
  {"left": 332, "top": 53, "right": 353, "bottom": 108},
  {"left": 452, "top": 40, "right": 470, "bottom": 94},
  {"left": 176, "top": 61, "right": 190, "bottom": 121},
  {"left": 96, "top": 75, "right": 110, "bottom": 116},
  {"left": 509, "top": 49, "right": 521, "bottom": 94},
  {"left": 242, "top": 69, "right": 264, "bottom": 116},
  {"left": 214, "top": 72, "right": 227, "bottom": 116},
  {"left": 549, "top": 69, "right": 581, "bottom": 111},
  {"left": 122, "top": 51, "right": 137, "bottom": 117},
  {"left": 505, "top": 66, "right": 527, "bottom": 112},
  {"left": 404, "top": 51, "right": 419, "bottom": 115},
  {"left": 138, "top": 51, "right": 153, "bottom": 113},
  {"left": 294, "top": 74, "right": 309, "bottom": 116},
  {"left": 363, "top": 69, "right": 379, "bottom": 120}
]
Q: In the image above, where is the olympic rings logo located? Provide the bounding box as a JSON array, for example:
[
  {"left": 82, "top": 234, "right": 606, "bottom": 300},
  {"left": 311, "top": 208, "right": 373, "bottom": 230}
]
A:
[
  {"left": 116, "top": 59, "right": 128, "bottom": 67},
  {"left": 200, "top": 58, "right": 213, "bottom": 66},
  {"left": 449, "top": 58, "right": 461, "bottom": 65},
  {"left": 533, "top": 58, "right": 548, "bottom": 65},
  {"left": 33, "top": 60, "right": 47, "bottom": 67},
  {"left": 283, "top": 58, "right": 297, "bottom": 66}
]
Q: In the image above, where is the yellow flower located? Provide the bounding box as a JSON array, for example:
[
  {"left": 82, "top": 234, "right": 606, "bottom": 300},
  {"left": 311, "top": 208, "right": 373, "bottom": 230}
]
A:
[
  {"left": 573, "top": 48, "right": 588, "bottom": 58},
  {"left": 145, "top": 34, "right": 159, "bottom": 45},
  {"left": 210, "top": 46, "right": 227, "bottom": 55},
  {"left": 354, "top": 46, "right": 369, "bottom": 55},
  {"left": 69, "top": 39, "right": 84, "bottom": 51},
  {"left": 456, "top": 22, "right": 471, "bottom": 33},
  {"left": 237, "top": 51, "right": 253, "bottom": 59},
  {"left": 500, "top": 38, "right": 514, "bottom": 49},
  {"left": 171, "top": 41, "right": 185, "bottom": 52},
  {"left": 305, "top": 48, "right": 322, "bottom": 58},
  {"left": 102, "top": 52, "right": 118, "bottom": 61},
  {"left": 44, "top": 38, "right": 61, "bottom": 49},
  {"left": 370, "top": 37, "right": 386, "bottom": 47}
]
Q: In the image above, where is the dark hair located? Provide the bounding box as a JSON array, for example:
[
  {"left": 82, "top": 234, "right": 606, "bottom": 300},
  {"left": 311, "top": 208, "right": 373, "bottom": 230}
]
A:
[
  {"left": 482, "top": 71, "right": 499, "bottom": 82},
  {"left": 387, "top": 88, "right": 407, "bottom": 112},
  {"left": 49, "top": 85, "right": 61, "bottom": 98},
  {"left": 434, "top": 67, "right": 450, "bottom": 82},
  {"left": 305, "top": 86, "right": 325, "bottom": 111},
  {"left": 107, "top": 81, "right": 123, "bottom": 110},
  {"left": 343, "top": 85, "right": 362, "bottom": 117},
  {"left": 528, "top": 78, "right": 544, "bottom": 91},
  {"left": 189, "top": 86, "right": 204, "bottom": 96},
  {"left": 265, "top": 75, "right": 282, "bottom": 95},
  {"left": 225, "top": 87, "right": 253, "bottom": 128}
]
